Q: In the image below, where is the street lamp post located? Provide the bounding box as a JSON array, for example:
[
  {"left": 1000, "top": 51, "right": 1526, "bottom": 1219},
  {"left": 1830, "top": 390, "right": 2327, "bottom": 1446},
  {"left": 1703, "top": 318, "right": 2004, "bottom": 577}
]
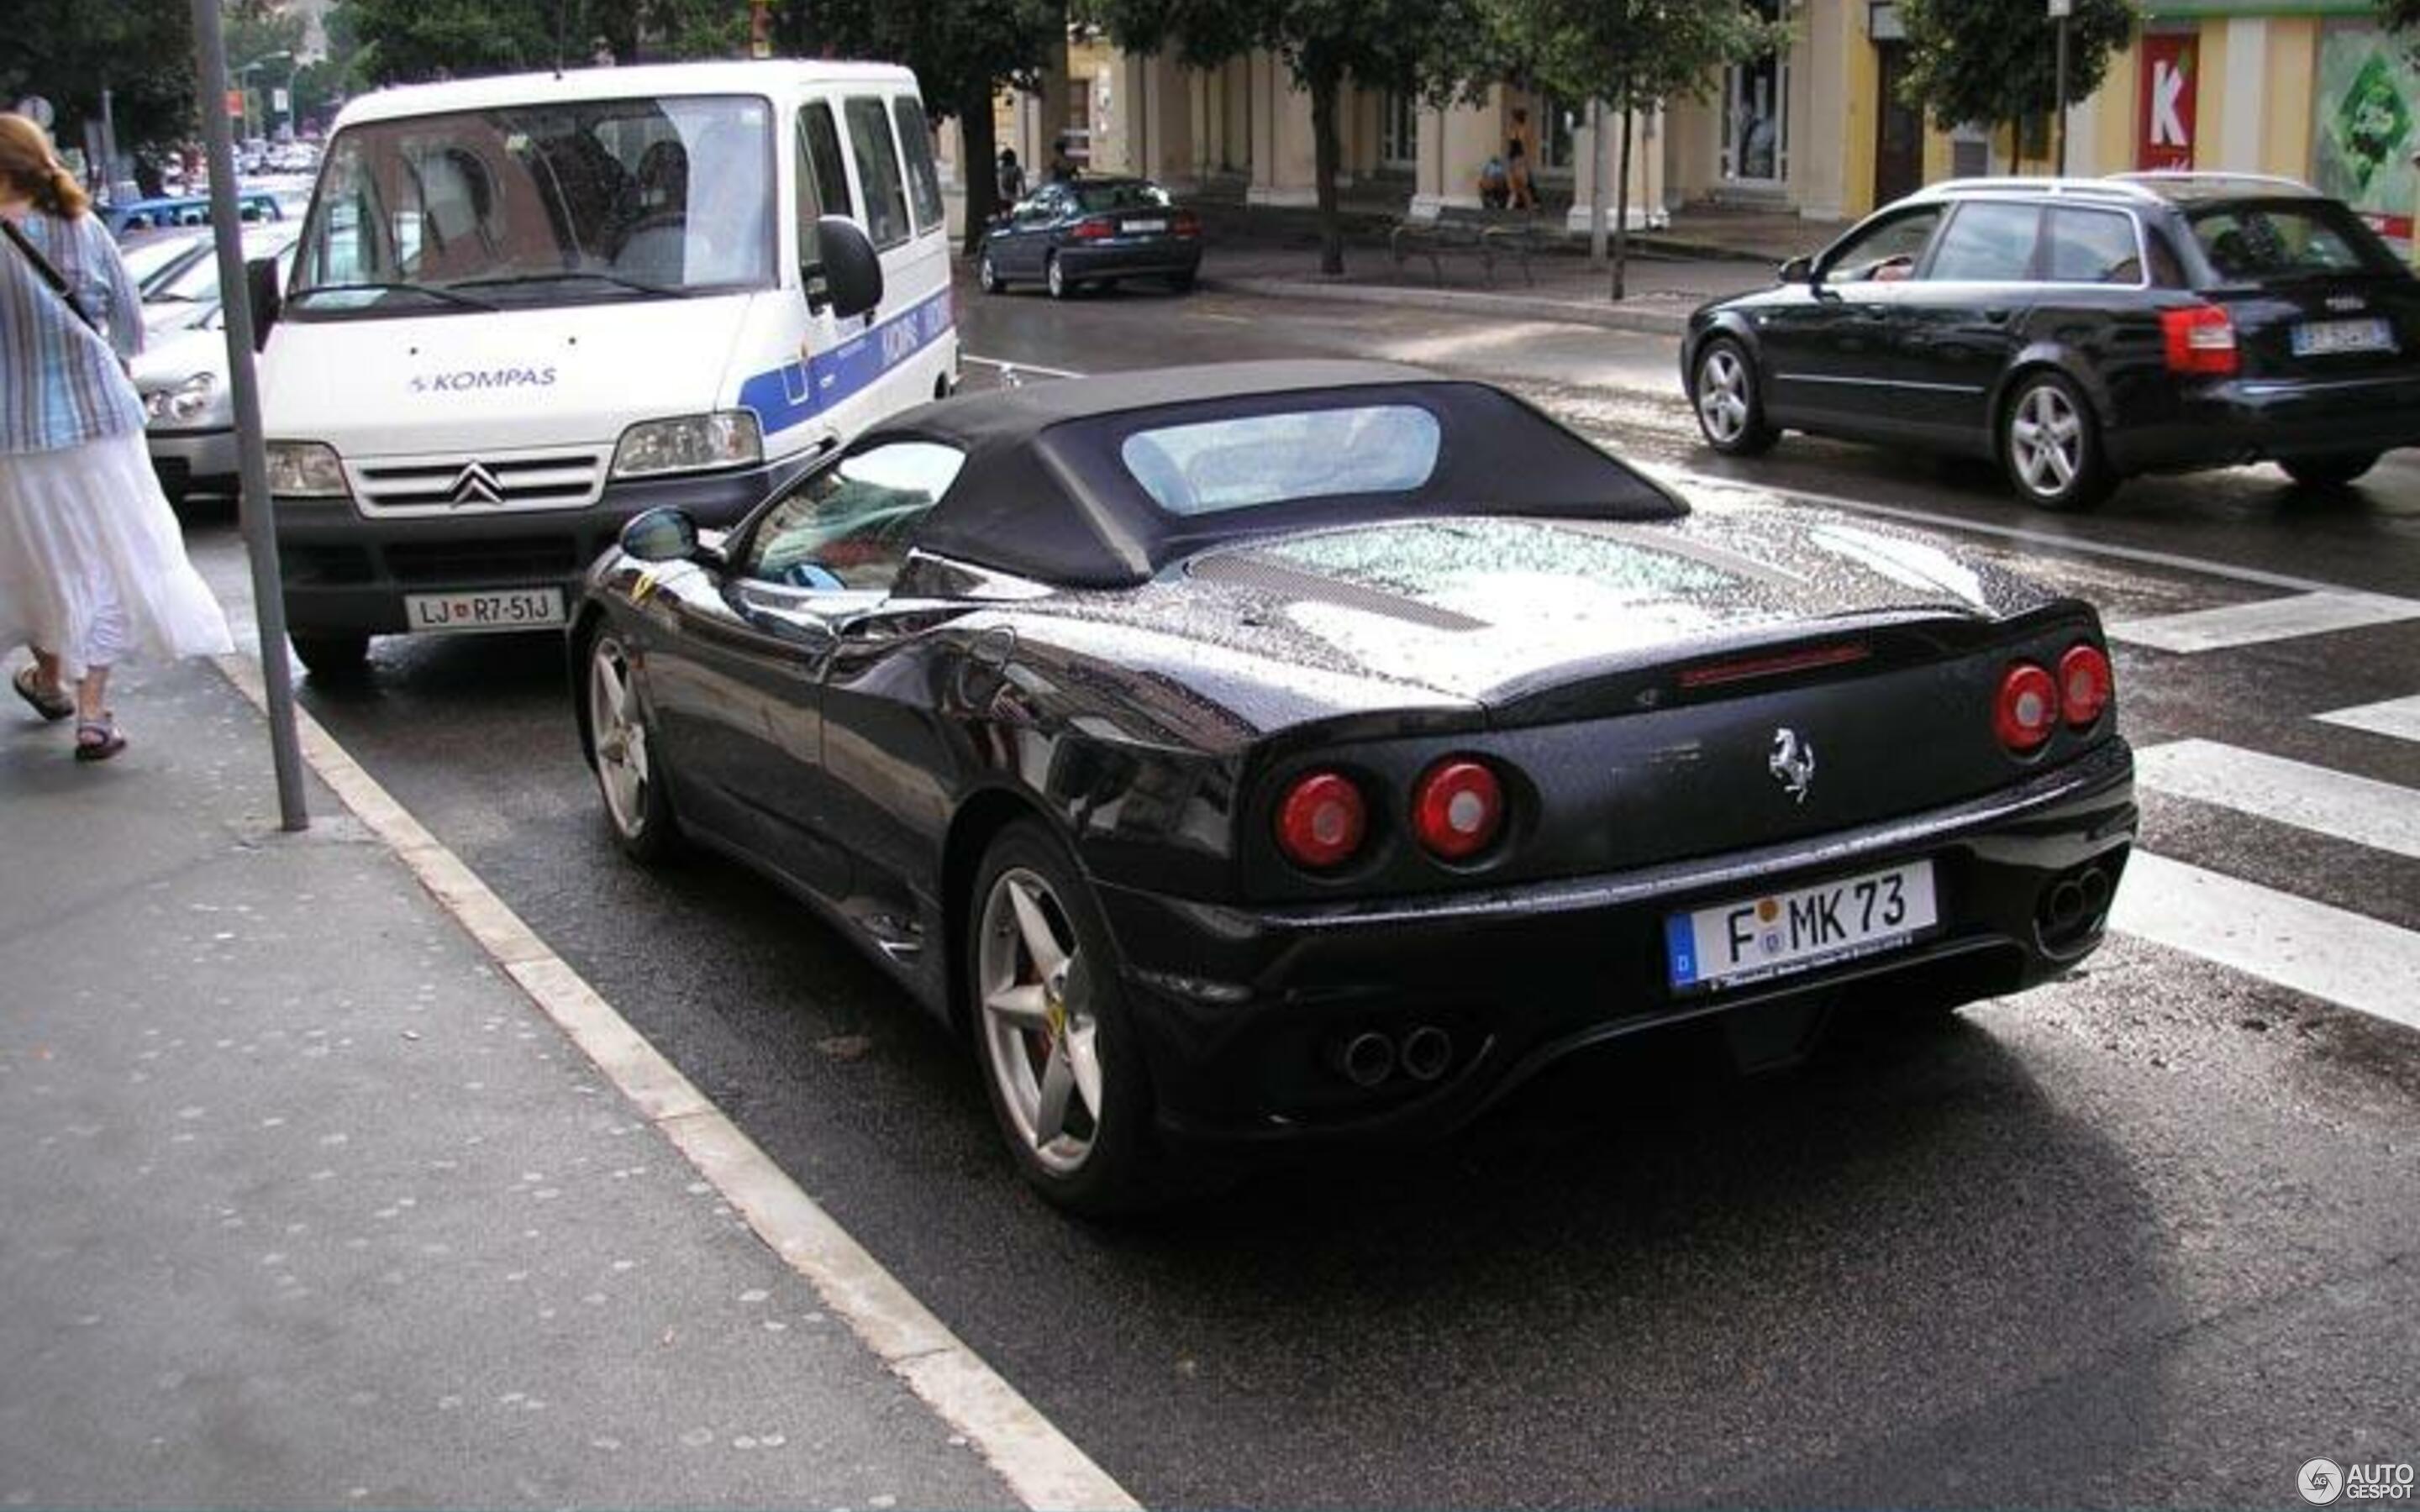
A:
[{"left": 235, "top": 50, "right": 293, "bottom": 144}]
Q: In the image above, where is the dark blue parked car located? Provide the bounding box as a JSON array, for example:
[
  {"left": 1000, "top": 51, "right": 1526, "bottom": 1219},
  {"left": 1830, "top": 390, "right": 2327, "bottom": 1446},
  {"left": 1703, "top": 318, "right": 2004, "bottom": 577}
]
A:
[{"left": 976, "top": 177, "right": 1202, "bottom": 300}]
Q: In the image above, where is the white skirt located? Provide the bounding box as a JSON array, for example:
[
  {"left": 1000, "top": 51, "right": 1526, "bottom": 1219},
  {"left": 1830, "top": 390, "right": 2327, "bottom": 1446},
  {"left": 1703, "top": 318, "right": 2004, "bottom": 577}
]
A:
[{"left": 0, "top": 429, "right": 234, "bottom": 680}]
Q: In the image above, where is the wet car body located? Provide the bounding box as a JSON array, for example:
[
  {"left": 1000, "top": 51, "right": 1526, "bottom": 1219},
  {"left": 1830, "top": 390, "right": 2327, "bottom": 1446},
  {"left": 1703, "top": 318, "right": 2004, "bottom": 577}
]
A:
[
  {"left": 572, "top": 361, "right": 2138, "bottom": 1211},
  {"left": 1683, "top": 172, "right": 2420, "bottom": 508},
  {"left": 976, "top": 176, "right": 1202, "bottom": 297}
]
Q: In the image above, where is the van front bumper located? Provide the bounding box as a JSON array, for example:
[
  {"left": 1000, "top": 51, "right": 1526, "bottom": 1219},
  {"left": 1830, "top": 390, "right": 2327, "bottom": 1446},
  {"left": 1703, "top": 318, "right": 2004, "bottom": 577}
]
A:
[{"left": 275, "top": 455, "right": 812, "bottom": 636}]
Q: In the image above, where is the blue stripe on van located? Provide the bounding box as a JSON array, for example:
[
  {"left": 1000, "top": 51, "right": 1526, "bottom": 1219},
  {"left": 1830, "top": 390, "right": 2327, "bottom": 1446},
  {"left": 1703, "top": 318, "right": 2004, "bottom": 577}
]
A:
[{"left": 737, "top": 287, "right": 955, "bottom": 436}]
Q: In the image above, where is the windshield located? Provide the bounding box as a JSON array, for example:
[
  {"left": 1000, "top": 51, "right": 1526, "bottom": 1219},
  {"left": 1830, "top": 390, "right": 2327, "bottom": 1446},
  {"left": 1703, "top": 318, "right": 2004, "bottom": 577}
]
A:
[{"left": 288, "top": 94, "right": 776, "bottom": 313}]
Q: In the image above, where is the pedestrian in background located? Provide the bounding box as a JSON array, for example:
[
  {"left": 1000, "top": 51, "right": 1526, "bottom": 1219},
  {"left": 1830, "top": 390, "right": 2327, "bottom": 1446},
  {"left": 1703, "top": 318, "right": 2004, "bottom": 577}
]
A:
[
  {"left": 996, "top": 147, "right": 1028, "bottom": 207},
  {"left": 0, "top": 113, "right": 231, "bottom": 761},
  {"left": 1047, "top": 136, "right": 1081, "bottom": 184}
]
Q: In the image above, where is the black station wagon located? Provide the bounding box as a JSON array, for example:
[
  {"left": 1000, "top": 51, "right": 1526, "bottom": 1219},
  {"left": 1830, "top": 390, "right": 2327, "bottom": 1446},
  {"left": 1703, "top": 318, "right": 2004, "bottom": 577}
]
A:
[{"left": 1683, "top": 173, "right": 2420, "bottom": 509}]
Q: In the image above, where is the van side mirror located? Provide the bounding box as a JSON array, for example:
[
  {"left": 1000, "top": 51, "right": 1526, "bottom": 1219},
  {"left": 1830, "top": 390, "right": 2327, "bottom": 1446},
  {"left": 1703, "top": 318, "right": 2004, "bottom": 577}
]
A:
[
  {"left": 619, "top": 506, "right": 700, "bottom": 563},
  {"left": 805, "top": 215, "right": 884, "bottom": 320},
  {"left": 1779, "top": 255, "right": 1814, "bottom": 285},
  {"left": 245, "top": 255, "right": 281, "bottom": 353}
]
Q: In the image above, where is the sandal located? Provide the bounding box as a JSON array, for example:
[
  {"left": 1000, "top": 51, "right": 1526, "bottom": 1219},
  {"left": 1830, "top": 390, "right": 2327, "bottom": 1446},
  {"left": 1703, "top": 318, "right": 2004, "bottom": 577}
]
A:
[
  {"left": 13, "top": 665, "right": 73, "bottom": 722},
  {"left": 74, "top": 714, "right": 126, "bottom": 763}
]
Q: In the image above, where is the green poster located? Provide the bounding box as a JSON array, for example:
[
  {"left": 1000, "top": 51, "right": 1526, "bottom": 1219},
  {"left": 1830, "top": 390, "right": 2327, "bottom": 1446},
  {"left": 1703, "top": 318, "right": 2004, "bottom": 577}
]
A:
[{"left": 2313, "top": 23, "right": 2417, "bottom": 236}]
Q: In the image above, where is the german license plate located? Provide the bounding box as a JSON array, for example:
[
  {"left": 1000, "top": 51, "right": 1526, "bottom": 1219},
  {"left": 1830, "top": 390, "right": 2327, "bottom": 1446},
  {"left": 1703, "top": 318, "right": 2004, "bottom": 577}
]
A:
[
  {"left": 1123, "top": 218, "right": 1167, "bottom": 234},
  {"left": 2291, "top": 318, "right": 2393, "bottom": 357},
  {"left": 403, "top": 587, "right": 564, "bottom": 632},
  {"left": 1665, "top": 858, "right": 1939, "bottom": 993}
]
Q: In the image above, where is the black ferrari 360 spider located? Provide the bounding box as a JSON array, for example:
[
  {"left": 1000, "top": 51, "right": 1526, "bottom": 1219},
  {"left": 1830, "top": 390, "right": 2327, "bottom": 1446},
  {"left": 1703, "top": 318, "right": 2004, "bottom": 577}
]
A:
[{"left": 571, "top": 361, "right": 2137, "bottom": 1213}]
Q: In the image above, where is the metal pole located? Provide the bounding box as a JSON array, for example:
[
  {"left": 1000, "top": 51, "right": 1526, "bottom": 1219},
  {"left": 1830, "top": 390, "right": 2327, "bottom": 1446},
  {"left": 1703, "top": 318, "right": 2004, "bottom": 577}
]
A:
[
  {"left": 190, "top": 0, "right": 310, "bottom": 831},
  {"left": 2055, "top": 14, "right": 2070, "bottom": 176},
  {"left": 1587, "top": 98, "right": 1607, "bottom": 265}
]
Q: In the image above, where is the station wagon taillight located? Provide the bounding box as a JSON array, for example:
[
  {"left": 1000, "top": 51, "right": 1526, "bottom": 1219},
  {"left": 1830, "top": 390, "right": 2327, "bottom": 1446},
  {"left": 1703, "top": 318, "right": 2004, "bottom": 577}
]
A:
[
  {"left": 2058, "top": 643, "right": 2113, "bottom": 728},
  {"left": 1071, "top": 216, "right": 1117, "bottom": 241},
  {"left": 1411, "top": 759, "right": 1505, "bottom": 862},
  {"left": 1994, "top": 662, "right": 2060, "bottom": 754},
  {"left": 1276, "top": 771, "right": 1367, "bottom": 870},
  {"left": 2160, "top": 304, "right": 2238, "bottom": 376}
]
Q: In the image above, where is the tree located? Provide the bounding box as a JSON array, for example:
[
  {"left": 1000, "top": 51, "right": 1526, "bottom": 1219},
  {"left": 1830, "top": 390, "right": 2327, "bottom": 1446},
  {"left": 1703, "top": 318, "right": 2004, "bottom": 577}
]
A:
[
  {"left": 345, "top": 0, "right": 555, "bottom": 82},
  {"left": 1096, "top": 0, "right": 1507, "bottom": 275},
  {"left": 1497, "top": 0, "right": 1781, "bottom": 297},
  {"left": 1898, "top": 0, "right": 2136, "bottom": 168},
  {"left": 771, "top": 0, "right": 1070, "bottom": 254},
  {"left": 0, "top": 0, "right": 196, "bottom": 163}
]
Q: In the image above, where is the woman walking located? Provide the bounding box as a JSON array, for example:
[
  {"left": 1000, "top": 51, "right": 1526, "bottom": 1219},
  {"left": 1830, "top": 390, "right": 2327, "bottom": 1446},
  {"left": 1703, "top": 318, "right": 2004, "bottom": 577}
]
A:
[{"left": 1, "top": 113, "right": 231, "bottom": 760}]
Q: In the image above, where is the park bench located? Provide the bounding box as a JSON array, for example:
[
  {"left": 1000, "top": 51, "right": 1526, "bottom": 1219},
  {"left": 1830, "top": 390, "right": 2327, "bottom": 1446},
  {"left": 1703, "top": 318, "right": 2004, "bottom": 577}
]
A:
[{"left": 1387, "top": 207, "right": 1548, "bottom": 287}]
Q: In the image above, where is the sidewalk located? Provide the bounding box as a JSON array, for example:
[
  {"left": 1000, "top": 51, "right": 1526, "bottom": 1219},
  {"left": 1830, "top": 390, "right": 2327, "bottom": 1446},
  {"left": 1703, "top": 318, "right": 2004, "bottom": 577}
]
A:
[
  {"left": 0, "top": 654, "right": 1089, "bottom": 1508},
  {"left": 1191, "top": 200, "right": 1844, "bottom": 336}
]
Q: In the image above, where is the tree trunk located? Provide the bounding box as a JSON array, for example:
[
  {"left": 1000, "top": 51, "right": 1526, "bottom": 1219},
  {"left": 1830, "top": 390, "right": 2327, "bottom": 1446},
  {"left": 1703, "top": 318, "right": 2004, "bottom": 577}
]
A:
[
  {"left": 1308, "top": 60, "right": 1344, "bottom": 277},
  {"left": 958, "top": 87, "right": 1001, "bottom": 259},
  {"left": 1612, "top": 91, "right": 1635, "bottom": 302}
]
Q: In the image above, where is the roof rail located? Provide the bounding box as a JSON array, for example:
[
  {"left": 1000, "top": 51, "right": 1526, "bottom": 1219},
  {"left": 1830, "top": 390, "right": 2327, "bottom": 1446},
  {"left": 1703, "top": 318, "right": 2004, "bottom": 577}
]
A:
[
  {"left": 2108, "top": 170, "right": 2318, "bottom": 196},
  {"left": 1916, "top": 176, "right": 2164, "bottom": 203}
]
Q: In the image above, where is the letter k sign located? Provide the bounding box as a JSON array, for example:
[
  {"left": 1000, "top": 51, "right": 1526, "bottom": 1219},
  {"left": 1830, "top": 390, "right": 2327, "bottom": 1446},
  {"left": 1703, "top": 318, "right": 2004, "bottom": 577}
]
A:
[{"left": 2151, "top": 60, "right": 2190, "bottom": 148}]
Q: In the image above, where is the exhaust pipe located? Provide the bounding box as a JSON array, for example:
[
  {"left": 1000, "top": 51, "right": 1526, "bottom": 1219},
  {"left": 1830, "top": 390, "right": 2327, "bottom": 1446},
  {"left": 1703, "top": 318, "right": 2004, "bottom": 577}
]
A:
[
  {"left": 1334, "top": 1032, "right": 1396, "bottom": 1089},
  {"left": 2076, "top": 865, "right": 2110, "bottom": 916},
  {"left": 1400, "top": 1025, "right": 1454, "bottom": 1083},
  {"left": 2046, "top": 879, "right": 2086, "bottom": 929}
]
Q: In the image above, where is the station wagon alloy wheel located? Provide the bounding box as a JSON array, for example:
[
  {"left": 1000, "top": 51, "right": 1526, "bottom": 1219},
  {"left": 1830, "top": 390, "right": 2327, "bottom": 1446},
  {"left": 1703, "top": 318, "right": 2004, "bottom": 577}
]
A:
[
  {"left": 2002, "top": 373, "right": 2111, "bottom": 512},
  {"left": 1693, "top": 339, "right": 1776, "bottom": 456}
]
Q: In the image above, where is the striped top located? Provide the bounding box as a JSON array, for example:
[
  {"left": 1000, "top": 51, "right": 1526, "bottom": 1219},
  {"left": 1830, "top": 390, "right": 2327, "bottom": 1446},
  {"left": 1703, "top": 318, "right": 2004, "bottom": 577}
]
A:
[{"left": 0, "top": 209, "right": 146, "bottom": 455}]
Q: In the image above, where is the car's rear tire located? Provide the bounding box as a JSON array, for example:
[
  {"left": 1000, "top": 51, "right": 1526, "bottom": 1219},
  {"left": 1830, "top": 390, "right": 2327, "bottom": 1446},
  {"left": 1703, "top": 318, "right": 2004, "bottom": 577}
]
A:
[
  {"left": 967, "top": 820, "right": 1202, "bottom": 1215},
  {"left": 1691, "top": 338, "right": 1778, "bottom": 456},
  {"left": 976, "top": 250, "right": 1004, "bottom": 294},
  {"left": 288, "top": 631, "right": 368, "bottom": 682},
  {"left": 1044, "top": 254, "right": 1072, "bottom": 300},
  {"left": 2280, "top": 452, "right": 2380, "bottom": 490},
  {"left": 585, "top": 630, "right": 678, "bottom": 863},
  {"left": 2000, "top": 371, "right": 2114, "bottom": 512}
]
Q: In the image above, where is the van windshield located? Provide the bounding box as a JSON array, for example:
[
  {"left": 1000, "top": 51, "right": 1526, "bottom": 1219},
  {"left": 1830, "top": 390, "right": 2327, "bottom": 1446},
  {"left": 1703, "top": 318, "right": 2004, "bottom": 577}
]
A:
[{"left": 287, "top": 94, "right": 776, "bottom": 313}]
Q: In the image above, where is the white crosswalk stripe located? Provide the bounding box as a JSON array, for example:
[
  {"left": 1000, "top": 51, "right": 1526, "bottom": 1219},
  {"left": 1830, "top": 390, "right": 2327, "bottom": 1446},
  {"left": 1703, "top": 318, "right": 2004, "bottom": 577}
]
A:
[
  {"left": 2105, "top": 591, "right": 2420, "bottom": 654},
  {"left": 2133, "top": 739, "right": 2420, "bottom": 863},
  {"left": 2316, "top": 694, "right": 2420, "bottom": 745},
  {"left": 2109, "top": 854, "right": 2420, "bottom": 1037}
]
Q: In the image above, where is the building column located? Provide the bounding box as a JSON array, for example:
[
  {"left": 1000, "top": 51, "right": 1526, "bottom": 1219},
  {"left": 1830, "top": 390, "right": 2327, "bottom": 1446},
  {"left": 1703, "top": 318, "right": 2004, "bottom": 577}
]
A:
[
  {"left": 1795, "top": 0, "right": 1863, "bottom": 220},
  {"left": 1246, "top": 51, "right": 1319, "bottom": 207},
  {"left": 2218, "top": 16, "right": 2268, "bottom": 172},
  {"left": 1564, "top": 102, "right": 1669, "bottom": 234},
  {"left": 1114, "top": 51, "right": 1196, "bottom": 190},
  {"left": 1411, "top": 92, "right": 1500, "bottom": 219}
]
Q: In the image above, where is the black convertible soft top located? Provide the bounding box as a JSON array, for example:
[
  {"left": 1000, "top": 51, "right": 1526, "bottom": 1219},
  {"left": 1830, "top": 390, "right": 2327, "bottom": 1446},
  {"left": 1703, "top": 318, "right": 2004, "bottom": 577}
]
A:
[{"left": 865, "top": 361, "right": 1684, "bottom": 589}]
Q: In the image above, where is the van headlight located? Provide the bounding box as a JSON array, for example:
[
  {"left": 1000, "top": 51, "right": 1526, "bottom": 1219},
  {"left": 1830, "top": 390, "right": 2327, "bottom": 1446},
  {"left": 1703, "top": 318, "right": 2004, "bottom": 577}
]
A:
[
  {"left": 266, "top": 441, "right": 350, "bottom": 497},
  {"left": 145, "top": 373, "right": 223, "bottom": 427},
  {"left": 612, "top": 411, "right": 763, "bottom": 478}
]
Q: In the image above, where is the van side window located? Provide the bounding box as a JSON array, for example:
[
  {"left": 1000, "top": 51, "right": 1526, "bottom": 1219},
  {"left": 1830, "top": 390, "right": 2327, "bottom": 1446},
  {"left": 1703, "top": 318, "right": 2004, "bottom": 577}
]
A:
[
  {"left": 843, "top": 96, "right": 913, "bottom": 250},
  {"left": 890, "top": 97, "right": 945, "bottom": 234},
  {"left": 797, "top": 102, "right": 855, "bottom": 270}
]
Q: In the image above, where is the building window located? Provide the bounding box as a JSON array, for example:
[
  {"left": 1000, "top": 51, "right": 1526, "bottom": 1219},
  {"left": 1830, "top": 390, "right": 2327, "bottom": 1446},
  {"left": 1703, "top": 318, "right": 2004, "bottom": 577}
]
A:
[
  {"left": 1539, "top": 92, "right": 1578, "bottom": 174},
  {"left": 1380, "top": 92, "right": 1418, "bottom": 169},
  {"left": 1723, "top": 0, "right": 1789, "bottom": 183}
]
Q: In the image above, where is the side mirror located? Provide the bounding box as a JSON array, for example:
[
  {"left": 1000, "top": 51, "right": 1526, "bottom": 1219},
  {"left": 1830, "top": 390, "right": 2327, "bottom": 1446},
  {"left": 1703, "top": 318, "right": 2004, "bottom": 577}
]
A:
[
  {"left": 620, "top": 506, "right": 700, "bottom": 563},
  {"left": 245, "top": 255, "right": 281, "bottom": 353},
  {"left": 1779, "top": 255, "right": 1814, "bottom": 285},
  {"left": 804, "top": 214, "right": 884, "bottom": 321}
]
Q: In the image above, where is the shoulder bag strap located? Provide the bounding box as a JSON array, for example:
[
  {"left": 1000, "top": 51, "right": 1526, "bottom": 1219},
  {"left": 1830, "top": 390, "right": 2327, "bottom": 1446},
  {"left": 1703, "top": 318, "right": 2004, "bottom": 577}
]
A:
[{"left": 0, "top": 218, "right": 104, "bottom": 336}]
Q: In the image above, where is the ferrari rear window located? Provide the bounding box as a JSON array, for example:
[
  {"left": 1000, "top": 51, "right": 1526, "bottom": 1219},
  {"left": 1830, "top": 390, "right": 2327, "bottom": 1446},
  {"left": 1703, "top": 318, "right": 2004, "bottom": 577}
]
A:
[{"left": 1119, "top": 405, "right": 1442, "bottom": 515}]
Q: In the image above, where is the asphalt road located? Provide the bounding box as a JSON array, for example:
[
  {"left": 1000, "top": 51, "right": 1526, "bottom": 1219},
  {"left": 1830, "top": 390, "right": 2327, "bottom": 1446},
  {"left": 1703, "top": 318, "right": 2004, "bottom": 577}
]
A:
[{"left": 187, "top": 270, "right": 2420, "bottom": 1507}]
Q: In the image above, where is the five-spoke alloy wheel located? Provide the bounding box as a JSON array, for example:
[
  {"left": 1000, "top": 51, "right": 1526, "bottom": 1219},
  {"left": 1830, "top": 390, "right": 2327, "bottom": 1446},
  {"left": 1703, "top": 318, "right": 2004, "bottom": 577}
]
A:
[
  {"left": 977, "top": 249, "right": 1004, "bottom": 294},
  {"left": 2002, "top": 372, "right": 2113, "bottom": 512},
  {"left": 1691, "top": 338, "right": 1777, "bottom": 456},
  {"left": 586, "top": 631, "right": 676, "bottom": 861}
]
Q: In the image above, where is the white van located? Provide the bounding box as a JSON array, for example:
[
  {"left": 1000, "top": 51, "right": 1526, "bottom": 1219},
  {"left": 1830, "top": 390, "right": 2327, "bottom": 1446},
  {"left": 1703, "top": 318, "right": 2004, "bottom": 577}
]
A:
[{"left": 256, "top": 60, "right": 960, "bottom": 676}]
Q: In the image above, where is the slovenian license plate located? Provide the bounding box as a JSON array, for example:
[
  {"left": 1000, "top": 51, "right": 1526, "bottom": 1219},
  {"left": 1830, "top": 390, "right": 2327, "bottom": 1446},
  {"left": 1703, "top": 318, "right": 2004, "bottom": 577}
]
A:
[
  {"left": 1665, "top": 858, "right": 1939, "bottom": 993},
  {"left": 2290, "top": 318, "right": 2393, "bottom": 357},
  {"left": 403, "top": 587, "right": 565, "bottom": 632},
  {"left": 1123, "top": 218, "right": 1167, "bottom": 234}
]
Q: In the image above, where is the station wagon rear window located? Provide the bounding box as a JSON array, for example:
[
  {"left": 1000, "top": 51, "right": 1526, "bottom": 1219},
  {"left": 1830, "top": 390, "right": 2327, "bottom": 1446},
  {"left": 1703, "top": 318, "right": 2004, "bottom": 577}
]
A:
[
  {"left": 1119, "top": 406, "right": 1443, "bottom": 515},
  {"left": 2188, "top": 202, "right": 2402, "bottom": 280}
]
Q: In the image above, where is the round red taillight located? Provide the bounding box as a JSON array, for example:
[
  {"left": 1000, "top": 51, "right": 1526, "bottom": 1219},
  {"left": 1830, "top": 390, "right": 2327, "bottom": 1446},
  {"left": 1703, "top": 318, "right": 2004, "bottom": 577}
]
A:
[
  {"left": 2058, "top": 643, "right": 2112, "bottom": 728},
  {"left": 1411, "top": 759, "right": 1504, "bottom": 861},
  {"left": 1995, "top": 662, "right": 2060, "bottom": 753},
  {"left": 1276, "top": 771, "right": 1367, "bottom": 870}
]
